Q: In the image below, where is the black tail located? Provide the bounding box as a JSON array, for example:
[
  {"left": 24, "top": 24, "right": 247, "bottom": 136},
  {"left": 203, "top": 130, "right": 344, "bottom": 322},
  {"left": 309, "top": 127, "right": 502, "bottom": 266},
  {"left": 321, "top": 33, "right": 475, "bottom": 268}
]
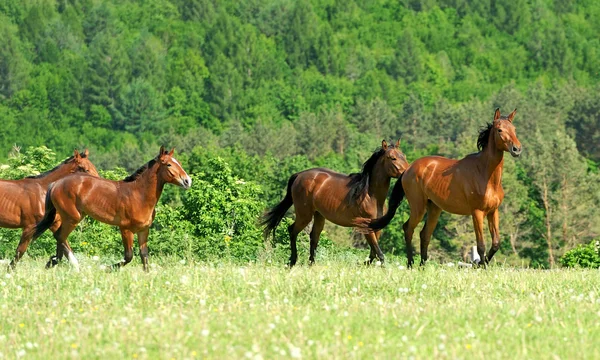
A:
[
  {"left": 31, "top": 183, "right": 57, "bottom": 240},
  {"left": 261, "top": 173, "right": 298, "bottom": 239},
  {"left": 354, "top": 174, "right": 405, "bottom": 231}
]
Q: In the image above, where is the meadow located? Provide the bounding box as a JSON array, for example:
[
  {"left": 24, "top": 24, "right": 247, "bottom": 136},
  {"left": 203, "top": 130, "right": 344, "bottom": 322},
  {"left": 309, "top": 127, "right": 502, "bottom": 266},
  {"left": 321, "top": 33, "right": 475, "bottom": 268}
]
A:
[{"left": 1, "top": 254, "right": 599, "bottom": 359}]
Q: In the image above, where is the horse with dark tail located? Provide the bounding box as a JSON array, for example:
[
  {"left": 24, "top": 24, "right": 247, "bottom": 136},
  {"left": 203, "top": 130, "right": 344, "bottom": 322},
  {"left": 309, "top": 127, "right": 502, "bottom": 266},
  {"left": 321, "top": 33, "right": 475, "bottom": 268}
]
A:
[
  {"left": 261, "top": 173, "right": 299, "bottom": 240},
  {"left": 261, "top": 140, "right": 409, "bottom": 267}
]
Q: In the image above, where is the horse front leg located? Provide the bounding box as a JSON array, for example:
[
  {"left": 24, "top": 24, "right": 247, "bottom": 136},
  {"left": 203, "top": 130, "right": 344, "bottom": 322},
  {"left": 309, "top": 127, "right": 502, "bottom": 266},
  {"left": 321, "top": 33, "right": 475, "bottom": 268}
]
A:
[
  {"left": 9, "top": 227, "right": 34, "bottom": 270},
  {"left": 486, "top": 209, "right": 500, "bottom": 263},
  {"left": 471, "top": 210, "right": 487, "bottom": 268},
  {"left": 138, "top": 228, "right": 150, "bottom": 272},
  {"left": 112, "top": 229, "right": 134, "bottom": 270}
]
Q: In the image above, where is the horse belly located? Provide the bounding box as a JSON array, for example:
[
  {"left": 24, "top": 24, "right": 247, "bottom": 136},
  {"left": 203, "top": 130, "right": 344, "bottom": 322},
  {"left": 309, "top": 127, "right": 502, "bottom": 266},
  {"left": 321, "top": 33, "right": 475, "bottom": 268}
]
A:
[{"left": 317, "top": 209, "right": 354, "bottom": 227}]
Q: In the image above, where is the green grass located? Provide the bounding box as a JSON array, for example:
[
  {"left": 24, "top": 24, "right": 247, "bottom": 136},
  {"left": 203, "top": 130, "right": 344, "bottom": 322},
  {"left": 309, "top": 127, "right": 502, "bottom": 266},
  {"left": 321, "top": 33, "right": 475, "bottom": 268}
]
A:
[{"left": 1, "top": 256, "right": 599, "bottom": 359}]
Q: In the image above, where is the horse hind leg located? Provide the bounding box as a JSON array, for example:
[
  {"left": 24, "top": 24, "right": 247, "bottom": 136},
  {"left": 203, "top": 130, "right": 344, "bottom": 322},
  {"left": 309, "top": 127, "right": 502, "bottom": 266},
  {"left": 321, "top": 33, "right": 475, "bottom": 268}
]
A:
[
  {"left": 419, "top": 201, "right": 442, "bottom": 266},
  {"left": 403, "top": 195, "right": 427, "bottom": 268},
  {"left": 46, "top": 217, "right": 64, "bottom": 269},
  {"left": 48, "top": 222, "right": 79, "bottom": 271},
  {"left": 308, "top": 212, "right": 325, "bottom": 265},
  {"left": 288, "top": 209, "right": 312, "bottom": 268}
]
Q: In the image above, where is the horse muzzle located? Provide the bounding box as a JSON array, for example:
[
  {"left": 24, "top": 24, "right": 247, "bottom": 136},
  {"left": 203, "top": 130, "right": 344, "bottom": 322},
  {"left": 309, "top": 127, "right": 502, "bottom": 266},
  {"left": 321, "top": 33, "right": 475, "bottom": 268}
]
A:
[
  {"left": 179, "top": 176, "right": 192, "bottom": 189},
  {"left": 509, "top": 145, "right": 522, "bottom": 158}
]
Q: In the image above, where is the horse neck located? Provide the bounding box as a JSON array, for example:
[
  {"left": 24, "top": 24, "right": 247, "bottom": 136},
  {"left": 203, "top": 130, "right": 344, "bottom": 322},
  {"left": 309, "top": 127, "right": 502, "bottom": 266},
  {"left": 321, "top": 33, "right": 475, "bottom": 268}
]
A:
[
  {"left": 133, "top": 165, "right": 166, "bottom": 206},
  {"left": 480, "top": 142, "right": 505, "bottom": 188},
  {"left": 367, "top": 163, "right": 391, "bottom": 205},
  {"left": 35, "top": 164, "right": 74, "bottom": 185}
]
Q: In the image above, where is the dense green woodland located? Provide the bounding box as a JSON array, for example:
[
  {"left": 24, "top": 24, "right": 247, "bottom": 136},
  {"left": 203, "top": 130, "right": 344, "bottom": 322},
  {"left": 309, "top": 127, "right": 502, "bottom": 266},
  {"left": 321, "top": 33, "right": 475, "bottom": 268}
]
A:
[{"left": 0, "top": 0, "right": 599, "bottom": 267}]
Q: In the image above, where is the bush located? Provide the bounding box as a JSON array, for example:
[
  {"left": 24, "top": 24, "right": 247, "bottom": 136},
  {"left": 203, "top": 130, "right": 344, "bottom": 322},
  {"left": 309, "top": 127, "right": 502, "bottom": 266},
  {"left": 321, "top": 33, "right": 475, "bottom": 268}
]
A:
[
  {"left": 560, "top": 240, "right": 600, "bottom": 268},
  {"left": 182, "top": 157, "right": 267, "bottom": 261}
]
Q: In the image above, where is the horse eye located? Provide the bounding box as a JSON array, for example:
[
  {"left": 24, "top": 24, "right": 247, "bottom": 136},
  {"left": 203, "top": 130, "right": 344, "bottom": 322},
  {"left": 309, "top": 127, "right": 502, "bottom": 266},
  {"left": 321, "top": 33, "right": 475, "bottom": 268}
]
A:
[
  {"left": 390, "top": 157, "right": 397, "bottom": 161},
  {"left": 497, "top": 129, "right": 503, "bottom": 133},
  {"left": 167, "top": 164, "right": 172, "bottom": 167}
]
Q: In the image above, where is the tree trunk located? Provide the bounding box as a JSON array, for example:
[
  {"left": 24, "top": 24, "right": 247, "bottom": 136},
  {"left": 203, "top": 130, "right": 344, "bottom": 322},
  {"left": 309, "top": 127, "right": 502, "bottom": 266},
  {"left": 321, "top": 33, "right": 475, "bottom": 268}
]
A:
[
  {"left": 509, "top": 233, "right": 518, "bottom": 255},
  {"left": 541, "top": 180, "right": 555, "bottom": 267}
]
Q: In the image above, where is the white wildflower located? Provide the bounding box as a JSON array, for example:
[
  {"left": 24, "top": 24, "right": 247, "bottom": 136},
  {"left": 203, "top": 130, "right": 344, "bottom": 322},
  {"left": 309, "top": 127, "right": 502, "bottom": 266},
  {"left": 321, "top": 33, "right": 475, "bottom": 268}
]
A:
[{"left": 289, "top": 344, "right": 301, "bottom": 359}]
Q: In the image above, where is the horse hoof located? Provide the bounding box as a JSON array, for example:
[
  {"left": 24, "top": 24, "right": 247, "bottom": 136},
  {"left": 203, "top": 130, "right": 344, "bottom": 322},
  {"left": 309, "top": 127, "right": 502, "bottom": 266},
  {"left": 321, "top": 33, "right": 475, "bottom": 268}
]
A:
[{"left": 45, "top": 256, "right": 58, "bottom": 269}]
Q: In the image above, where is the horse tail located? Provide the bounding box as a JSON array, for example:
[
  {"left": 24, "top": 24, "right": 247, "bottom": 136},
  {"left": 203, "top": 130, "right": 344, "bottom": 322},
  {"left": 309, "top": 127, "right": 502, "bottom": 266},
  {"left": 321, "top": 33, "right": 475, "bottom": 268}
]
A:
[
  {"left": 261, "top": 173, "right": 298, "bottom": 239},
  {"left": 354, "top": 174, "right": 405, "bottom": 231},
  {"left": 31, "top": 183, "right": 58, "bottom": 241}
]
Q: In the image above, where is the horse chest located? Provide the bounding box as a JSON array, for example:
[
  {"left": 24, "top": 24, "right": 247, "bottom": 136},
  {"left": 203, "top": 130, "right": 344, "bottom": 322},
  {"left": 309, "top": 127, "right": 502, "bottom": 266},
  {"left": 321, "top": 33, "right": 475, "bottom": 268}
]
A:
[
  {"left": 481, "top": 188, "right": 504, "bottom": 212},
  {"left": 129, "top": 211, "right": 154, "bottom": 229}
]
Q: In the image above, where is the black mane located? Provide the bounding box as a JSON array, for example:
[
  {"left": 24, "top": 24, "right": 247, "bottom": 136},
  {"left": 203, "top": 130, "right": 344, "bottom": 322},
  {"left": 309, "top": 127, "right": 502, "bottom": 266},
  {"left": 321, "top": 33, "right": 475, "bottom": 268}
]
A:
[
  {"left": 25, "top": 156, "right": 75, "bottom": 179},
  {"left": 477, "top": 123, "right": 493, "bottom": 151},
  {"left": 346, "top": 146, "right": 394, "bottom": 203},
  {"left": 123, "top": 158, "right": 157, "bottom": 182}
]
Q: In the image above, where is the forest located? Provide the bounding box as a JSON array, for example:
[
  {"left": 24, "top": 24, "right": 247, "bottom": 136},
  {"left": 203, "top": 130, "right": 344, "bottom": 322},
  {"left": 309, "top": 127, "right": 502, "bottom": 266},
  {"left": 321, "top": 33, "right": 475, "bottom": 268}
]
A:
[{"left": 0, "top": 0, "right": 599, "bottom": 267}]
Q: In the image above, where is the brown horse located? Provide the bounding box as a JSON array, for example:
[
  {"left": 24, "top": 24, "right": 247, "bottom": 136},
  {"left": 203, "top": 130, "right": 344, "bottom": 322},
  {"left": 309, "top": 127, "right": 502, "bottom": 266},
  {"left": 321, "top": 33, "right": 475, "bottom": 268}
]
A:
[
  {"left": 261, "top": 140, "right": 409, "bottom": 266},
  {"left": 355, "top": 109, "right": 522, "bottom": 267},
  {"left": 31, "top": 146, "right": 191, "bottom": 271},
  {"left": 3, "top": 150, "right": 99, "bottom": 269}
]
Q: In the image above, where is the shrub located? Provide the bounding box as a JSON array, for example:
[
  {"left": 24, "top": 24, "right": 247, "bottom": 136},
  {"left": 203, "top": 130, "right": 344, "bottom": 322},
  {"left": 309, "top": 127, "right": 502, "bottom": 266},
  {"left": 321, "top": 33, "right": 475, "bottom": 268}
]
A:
[
  {"left": 560, "top": 240, "right": 600, "bottom": 268},
  {"left": 182, "top": 157, "right": 267, "bottom": 261}
]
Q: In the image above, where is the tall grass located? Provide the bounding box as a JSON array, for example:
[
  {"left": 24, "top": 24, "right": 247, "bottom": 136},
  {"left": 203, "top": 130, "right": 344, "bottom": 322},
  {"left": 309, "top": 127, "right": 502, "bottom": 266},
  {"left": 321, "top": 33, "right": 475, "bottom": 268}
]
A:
[{"left": 1, "top": 257, "right": 599, "bottom": 359}]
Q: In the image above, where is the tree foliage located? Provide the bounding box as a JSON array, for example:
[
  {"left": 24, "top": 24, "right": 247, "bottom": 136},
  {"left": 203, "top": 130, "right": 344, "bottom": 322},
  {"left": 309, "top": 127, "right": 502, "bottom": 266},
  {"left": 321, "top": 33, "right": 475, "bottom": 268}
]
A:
[{"left": 0, "top": 1, "right": 599, "bottom": 267}]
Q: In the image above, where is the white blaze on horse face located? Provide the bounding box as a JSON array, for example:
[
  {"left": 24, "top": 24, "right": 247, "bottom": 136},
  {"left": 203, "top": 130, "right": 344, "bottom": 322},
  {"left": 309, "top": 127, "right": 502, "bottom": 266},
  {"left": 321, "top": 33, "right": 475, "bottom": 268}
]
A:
[
  {"left": 67, "top": 251, "right": 80, "bottom": 272},
  {"left": 171, "top": 157, "right": 192, "bottom": 189}
]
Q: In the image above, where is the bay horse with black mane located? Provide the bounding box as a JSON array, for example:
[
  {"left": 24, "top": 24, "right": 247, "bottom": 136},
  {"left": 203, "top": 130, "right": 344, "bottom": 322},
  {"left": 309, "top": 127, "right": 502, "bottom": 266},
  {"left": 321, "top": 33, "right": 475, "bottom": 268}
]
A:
[
  {"left": 262, "top": 140, "right": 409, "bottom": 266},
  {"left": 31, "top": 146, "right": 191, "bottom": 271},
  {"left": 354, "top": 109, "right": 522, "bottom": 267},
  {"left": 3, "top": 149, "right": 99, "bottom": 270}
]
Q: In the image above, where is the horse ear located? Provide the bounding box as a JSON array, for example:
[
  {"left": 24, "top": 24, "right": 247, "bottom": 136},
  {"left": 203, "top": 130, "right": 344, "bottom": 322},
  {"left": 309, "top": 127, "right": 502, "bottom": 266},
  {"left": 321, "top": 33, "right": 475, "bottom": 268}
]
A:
[
  {"left": 73, "top": 149, "right": 81, "bottom": 159},
  {"left": 382, "top": 140, "right": 388, "bottom": 150},
  {"left": 396, "top": 138, "right": 401, "bottom": 147},
  {"left": 507, "top": 108, "right": 517, "bottom": 122},
  {"left": 159, "top": 146, "right": 165, "bottom": 157},
  {"left": 494, "top": 108, "right": 501, "bottom": 122},
  {"left": 169, "top": 147, "right": 175, "bottom": 156},
  {"left": 83, "top": 149, "right": 89, "bottom": 157}
]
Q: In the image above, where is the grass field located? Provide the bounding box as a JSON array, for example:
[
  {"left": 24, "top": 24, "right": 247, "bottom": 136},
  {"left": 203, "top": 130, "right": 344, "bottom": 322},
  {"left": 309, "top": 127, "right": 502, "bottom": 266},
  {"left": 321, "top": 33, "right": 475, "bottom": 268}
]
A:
[{"left": 1, "top": 256, "right": 599, "bottom": 359}]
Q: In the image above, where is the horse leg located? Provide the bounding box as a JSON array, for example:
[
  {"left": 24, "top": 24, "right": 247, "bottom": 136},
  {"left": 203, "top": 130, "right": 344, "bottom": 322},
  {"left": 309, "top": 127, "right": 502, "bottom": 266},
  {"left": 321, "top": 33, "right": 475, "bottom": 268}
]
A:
[
  {"left": 419, "top": 202, "right": 442, "bottom": 266},
  {"left": 9, "top": 227, "right": 35, "bottom": 270},
  {"left": 46, "top": 219, "right": 63, "bottom": 269},
  {"left": 403, "top": 200, "right": 427, "bottom": 268},
  {"left": 308, "top": 212, "right": 325, "bottom": 265},
  {"left": 287, "top": 203, "right": 312, "bottom": 267},
  {"left": 363, "top": 231, "right": 385, "bottom": 265},
  {"left": 138, "top": 228, "right": 150, "bottom": 272},
  {"left": 112, "top": 229, "right": 134, "bottom": 269},
  {"left": 49, "top": 222, "right": 79, "bottom": 271},
  {"left": 471, "top": 210, "right": 486, "bottom": 268},
  {"left": 365, "top": 230, "right": 383, "bottom": 265},
  {"left": 486, "top": 209, "right": 500, "bottom": 263}
]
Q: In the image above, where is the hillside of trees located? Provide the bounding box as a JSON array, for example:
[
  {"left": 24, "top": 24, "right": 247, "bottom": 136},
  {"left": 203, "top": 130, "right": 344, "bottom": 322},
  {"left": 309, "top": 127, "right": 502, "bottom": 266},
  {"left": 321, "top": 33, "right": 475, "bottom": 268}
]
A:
[{"left": 0, "top": 0, "right": 599, "bottom": 267}]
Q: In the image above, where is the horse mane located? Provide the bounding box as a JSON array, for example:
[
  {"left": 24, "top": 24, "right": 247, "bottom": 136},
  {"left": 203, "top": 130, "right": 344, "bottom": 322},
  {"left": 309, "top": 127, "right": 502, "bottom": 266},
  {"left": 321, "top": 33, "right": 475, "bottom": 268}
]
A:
[
  {"left": 346, "top": 146, "right": 392, "bottom": 203},
  {"left": 477, "top": 123, "right": 493, "bottom": 151},
  {"left": 25, "top": 156, "right": 75, "bottom": 179},
  {"left": 123, "top": 158, "right": 157, "bottom": 182}
]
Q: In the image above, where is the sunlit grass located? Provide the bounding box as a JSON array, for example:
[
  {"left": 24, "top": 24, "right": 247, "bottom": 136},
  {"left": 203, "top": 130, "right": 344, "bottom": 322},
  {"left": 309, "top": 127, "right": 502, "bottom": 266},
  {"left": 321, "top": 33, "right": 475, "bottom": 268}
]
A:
[{"left": 1, "top": 256, "right": 599, "bottom": 359}]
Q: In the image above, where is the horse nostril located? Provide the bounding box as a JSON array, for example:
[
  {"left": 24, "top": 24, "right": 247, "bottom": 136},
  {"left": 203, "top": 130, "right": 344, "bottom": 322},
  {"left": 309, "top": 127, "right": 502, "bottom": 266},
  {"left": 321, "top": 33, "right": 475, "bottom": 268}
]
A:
[{"left": 512, "top": 146, "right": 520, "bottom": 153}]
